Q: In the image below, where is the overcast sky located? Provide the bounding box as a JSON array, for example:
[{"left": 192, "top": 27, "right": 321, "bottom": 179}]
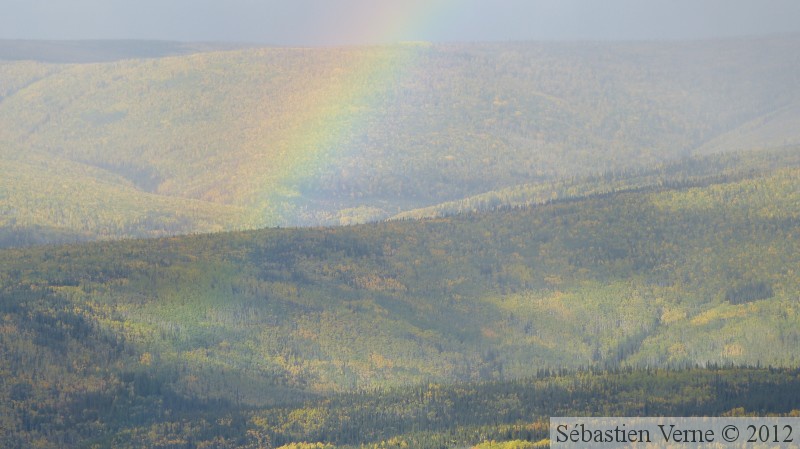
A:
[{"left": 2, "top": 0, "right": 799, "bottom": 45}]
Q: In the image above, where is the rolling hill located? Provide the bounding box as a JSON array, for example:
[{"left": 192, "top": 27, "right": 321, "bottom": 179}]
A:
[
  {"left": 1, "top": 145, "right": 799, "bottom": 446},
  {"left": 3, "top": 36, "right": 800, "bottom": 448},
  {"left": 2, "top": 35, "right": 800, "bottom": 243},
  {"left": 1, "top": 147, "right": 798, "bottom": 393}
]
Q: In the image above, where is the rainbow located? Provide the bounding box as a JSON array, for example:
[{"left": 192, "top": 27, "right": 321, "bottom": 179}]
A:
[{"left": 243, "top": 0, "right": 458, "bottom": 225}]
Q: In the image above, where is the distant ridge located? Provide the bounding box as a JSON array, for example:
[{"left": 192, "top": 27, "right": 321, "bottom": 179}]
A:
[{"left": 0, "top": 39, "right": 256, "bottom": 63}]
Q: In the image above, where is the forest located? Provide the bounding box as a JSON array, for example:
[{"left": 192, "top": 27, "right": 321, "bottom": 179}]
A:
[
  {"left": 2, "top": 34, "right": 800, "bottom": 448},
  {"left": 0, "top": 144, "right": 799, "bottom": 447},
  {"left": 2, "top": 36, "right": 800, "bottom": 241}
]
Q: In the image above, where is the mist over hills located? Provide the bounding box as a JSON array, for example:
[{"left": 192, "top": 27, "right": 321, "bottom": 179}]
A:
[{"left": 1, "top": 35, "right": 800, "bottom": 244}]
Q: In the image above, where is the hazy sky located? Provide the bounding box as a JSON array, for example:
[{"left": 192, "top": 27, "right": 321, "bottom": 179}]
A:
[{"left": 2, "top": 0, "right": 799, "bottom": 44}]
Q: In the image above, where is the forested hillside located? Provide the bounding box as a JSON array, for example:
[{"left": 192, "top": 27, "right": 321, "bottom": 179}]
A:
[
  {"left": 2, "top": 144, "right": 800, "bottom": 446},
  {"left": 3, "top": 35, "right": 800, "bottom": 448},
  {"left": 393, "top": 146, "right": 800, "bottom": 220},
  {"left": 2, "top": 36, "right": 800, "bottom": 242},
  {"left": 1, "top": 147, "right": 798, "bottom": 422},
  {"left": 3, "top": 364, "right": 799, "bottom": 448}
]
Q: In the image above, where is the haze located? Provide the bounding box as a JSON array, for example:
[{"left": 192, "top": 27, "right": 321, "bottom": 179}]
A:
[{"left": 2, "top": 0, "right": 799, "bottom": 45}]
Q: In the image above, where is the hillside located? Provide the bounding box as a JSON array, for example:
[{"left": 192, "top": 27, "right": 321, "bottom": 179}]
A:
[
  {"left": 1, "top": 147, "right": 798, "bottom": 392},
  {"left": 4, "top": 365, "right": 800, "bottom": 448},
  {"left": 1, "top": 146, "right": 799, "bottom": 446},
  {"left": 2, "top": 36, "right": 800, "bottom": 243},
  {"left": 392, "top": 145, "right": 800, "bottom": 220}
]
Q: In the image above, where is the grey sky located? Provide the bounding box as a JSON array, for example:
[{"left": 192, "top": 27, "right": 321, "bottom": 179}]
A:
[{"left": 1, "top": 0, "right": 799, "bottom": 44}]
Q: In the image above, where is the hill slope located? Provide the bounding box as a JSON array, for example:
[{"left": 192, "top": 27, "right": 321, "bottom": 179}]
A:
[
  {"left": 2, "top": 36, "right": 800, "bottom": 242},
  {"left": 1, "top": 148, "right": 799, "bottom": 402},
  {"left": 392, "top": 145, "right": 800, "bottom": 220},
  {"left": 1, "top": 147, "right": 800, "bottom": 446}
]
